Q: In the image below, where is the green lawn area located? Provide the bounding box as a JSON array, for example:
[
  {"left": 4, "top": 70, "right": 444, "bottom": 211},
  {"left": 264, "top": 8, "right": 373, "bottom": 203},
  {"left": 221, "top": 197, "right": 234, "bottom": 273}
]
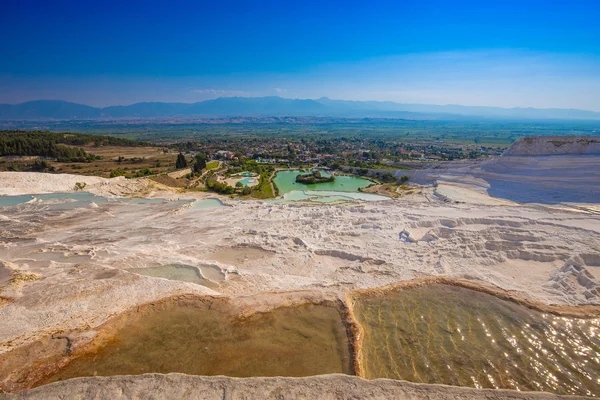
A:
[
  {"left": 205, "top": 161, "right": 219, "bottom": 169},
  {"left": 251, "top": 174, "right": 275, "bottom": 199}
]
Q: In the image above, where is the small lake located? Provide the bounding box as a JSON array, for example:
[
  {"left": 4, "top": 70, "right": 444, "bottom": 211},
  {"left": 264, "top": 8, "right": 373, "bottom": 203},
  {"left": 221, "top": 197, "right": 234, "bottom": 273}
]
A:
[
  {"left": 353, "top": 284, "right": 600, "bottom": 396},
  {"left": 273, "top": 170, "right": 374, "bottom": 195},
  {"left": 272, "top": 170, "right": 388, "bottom": 202}
]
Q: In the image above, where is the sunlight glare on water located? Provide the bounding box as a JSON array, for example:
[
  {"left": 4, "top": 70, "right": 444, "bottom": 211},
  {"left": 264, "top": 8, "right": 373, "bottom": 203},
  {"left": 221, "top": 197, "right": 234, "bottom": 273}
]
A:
[{"left": 353, "top": 284, "right": 600, "bottom": 396}]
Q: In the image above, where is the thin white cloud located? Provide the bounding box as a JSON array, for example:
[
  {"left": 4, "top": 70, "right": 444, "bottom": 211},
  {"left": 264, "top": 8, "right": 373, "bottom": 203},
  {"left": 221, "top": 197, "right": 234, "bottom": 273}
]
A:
[
  {"left": 274, "top": 87, "right": 286, "bottom": 93},
  {"left": 190, "top": 89, "right": 247, "bottom": 96},
  {"left": 279, "top": 50, "right": 600, "bottom": 110}
]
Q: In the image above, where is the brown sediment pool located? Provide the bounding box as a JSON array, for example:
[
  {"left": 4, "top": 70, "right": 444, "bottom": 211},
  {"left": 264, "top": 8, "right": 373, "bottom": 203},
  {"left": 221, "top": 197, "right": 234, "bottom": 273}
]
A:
[
  {"left": 35, "top": 298, "right": 352, "bottom": 387},
  {"left": 352, "top": 284, "right": 600, "bottom": 396}
]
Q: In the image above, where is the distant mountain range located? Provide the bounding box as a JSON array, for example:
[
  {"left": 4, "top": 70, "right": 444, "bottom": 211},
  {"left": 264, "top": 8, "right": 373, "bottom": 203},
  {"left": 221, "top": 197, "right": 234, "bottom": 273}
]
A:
[{"left": 1, "top": 97, "right": 599, "bottom": 121}]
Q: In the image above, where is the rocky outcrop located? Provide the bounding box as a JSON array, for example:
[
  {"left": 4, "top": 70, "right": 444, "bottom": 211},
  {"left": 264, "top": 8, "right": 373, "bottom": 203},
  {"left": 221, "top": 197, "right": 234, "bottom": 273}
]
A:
[{"left": 503, "top": 136, "right": 600, "bottom": 156}]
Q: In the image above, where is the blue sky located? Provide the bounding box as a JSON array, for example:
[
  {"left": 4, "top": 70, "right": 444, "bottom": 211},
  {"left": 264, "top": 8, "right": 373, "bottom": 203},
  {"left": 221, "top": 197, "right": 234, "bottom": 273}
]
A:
[{"left": 1, "top": 0, "right": 599, "bottom": 110}]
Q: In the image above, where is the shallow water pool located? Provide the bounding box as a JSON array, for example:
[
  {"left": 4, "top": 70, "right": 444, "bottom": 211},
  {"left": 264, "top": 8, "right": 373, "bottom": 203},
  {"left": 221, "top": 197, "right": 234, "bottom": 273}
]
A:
[
  {"left": 353, "top": 284, "right": 600, "bottom": 396},
  {"left": 189, "top": 198, "right": 224, "bottom": 209},
  {"left": 0, "top": 192, "right": 105, "bottom": 207},
  {"left": 127, "top": 264, "right": 223, "bottom": 288},
  {"left": 0, "top": 192, "right": 176, "bottom": 209},
  {"left": 237, "top": 177, "right": 256, "bottom": 186},
  {"left": 41, "top": 300, "right": 352, "bottom": 383}
]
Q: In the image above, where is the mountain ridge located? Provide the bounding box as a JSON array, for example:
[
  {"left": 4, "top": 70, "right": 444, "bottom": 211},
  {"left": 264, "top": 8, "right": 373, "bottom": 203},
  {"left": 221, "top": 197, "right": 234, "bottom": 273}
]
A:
[{"left": 1, "top": 97, "right": 599, "bottom": 121}]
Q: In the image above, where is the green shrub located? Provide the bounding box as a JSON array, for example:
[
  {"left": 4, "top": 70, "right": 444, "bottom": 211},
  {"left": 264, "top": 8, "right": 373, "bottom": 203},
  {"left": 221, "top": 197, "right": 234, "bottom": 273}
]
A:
[{"left": 110, "top": 169, "right": 127, "bottom": 178}]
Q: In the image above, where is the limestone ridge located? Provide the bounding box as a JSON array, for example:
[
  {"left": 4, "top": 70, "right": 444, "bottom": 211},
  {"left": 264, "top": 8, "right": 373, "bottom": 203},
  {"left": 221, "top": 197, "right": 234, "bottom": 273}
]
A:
[{"left": 1, "top": 374, "right": 586, "bottom": 400}]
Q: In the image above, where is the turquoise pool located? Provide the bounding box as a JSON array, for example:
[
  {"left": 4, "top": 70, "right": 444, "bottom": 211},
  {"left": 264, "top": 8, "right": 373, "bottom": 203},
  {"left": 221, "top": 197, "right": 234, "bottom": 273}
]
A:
[
  {"left": 273, "top": 170, "right": 374, "bottom": 195},
  {"left": 190, "top": 198, "right": 224, "bottom": 209},
  {"left": 0, "top": 192, "right": 173, "bottom": 208},
  {"left": 237, "top": 177, "right": 256, "bottom": 186}
]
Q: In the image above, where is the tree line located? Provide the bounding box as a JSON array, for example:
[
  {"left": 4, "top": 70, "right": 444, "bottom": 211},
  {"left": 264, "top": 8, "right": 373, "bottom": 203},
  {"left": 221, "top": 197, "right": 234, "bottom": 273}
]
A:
[{"left": 0, "top": 130, "right": 146, "bottom": 162}]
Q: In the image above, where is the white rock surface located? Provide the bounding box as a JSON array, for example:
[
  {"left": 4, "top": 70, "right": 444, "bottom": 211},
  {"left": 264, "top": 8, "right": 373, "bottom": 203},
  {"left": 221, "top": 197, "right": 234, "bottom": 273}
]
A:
[
  {"left": 1, "top": 191, "right": 598, "bottom": 354},
  {"left": 0, "top": 172, "right": 109, "bottom": 195}
]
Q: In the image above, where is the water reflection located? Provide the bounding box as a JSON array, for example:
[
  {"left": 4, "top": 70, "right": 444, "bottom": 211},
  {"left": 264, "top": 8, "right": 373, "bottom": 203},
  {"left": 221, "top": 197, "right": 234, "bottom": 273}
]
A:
[{"left": 353, "top": 284, "right": 600, "bottom": 396}]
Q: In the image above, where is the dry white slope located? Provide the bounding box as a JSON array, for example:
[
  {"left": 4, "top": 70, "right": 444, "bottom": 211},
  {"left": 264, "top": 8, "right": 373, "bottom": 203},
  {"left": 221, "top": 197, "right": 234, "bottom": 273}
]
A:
[{"left": 503, "top": 136, "right": 600, "bottom": 156}]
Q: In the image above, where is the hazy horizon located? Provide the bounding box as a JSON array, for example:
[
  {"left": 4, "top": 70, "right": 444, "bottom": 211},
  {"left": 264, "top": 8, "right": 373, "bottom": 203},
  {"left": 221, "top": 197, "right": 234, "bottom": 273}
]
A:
[
  {"left": 3, "top": 95, "right": 600, "bottom": 113},
  {"left": 2, "top": 1, "right": 599, "bottom": 111}
]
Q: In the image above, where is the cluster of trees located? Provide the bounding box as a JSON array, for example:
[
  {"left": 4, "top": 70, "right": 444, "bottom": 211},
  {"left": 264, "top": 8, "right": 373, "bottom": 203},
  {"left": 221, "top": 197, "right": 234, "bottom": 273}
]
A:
[
  {"left": 377, "top": 173, "right": 408, "bottom": 184},
  {"left": 347, "top": 160, "right": 374, "bottom": 169},
  {"left": 235, "top": 182, "right": 252, "bottom": 195},
  {"left": 0, "top": 133, "right": 96, "bottom": 162},
  {"left": 0, "top": 130, "right": 148, "bottom": 163},
  {"left": 295, "top": 170, "right": 335, "bottom": 184},
  {"left": 1, "top": 130, "right": 143, "bottom": 147},
  {"left": 175, "top": 152, "right": 207, "bottom": 173},
  {"left": 226, "top": 159, "right": 273, "bottom": 176},
  {"left": 176, "top": 153, "right": 187, "bottom": 169},
  {"left": 6, "top": 159, "right": 56, "bottom": 172},
  {"left": 110, "top": 169, "right": 127, "bottom": 178},
  {"left": 192, "top": 153, "right": 206, "bottom": 173},
  {"left": 116, "top": 156, "right": 145, "bottom": 164},
  {"left": 171, "top": 141, "right": 205, "bottom": 153},
  {"left": 380, "top": 172, "right": 396, "bottom": 183},
  {"left": 109, "top": 167, "right": 155, "bottom": 178},
  {"left": 132, "top": 168, "right": 155, "bottom": 178},
  {"left": 206, "top": 179, "right": 235, "bottom": 194}
]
